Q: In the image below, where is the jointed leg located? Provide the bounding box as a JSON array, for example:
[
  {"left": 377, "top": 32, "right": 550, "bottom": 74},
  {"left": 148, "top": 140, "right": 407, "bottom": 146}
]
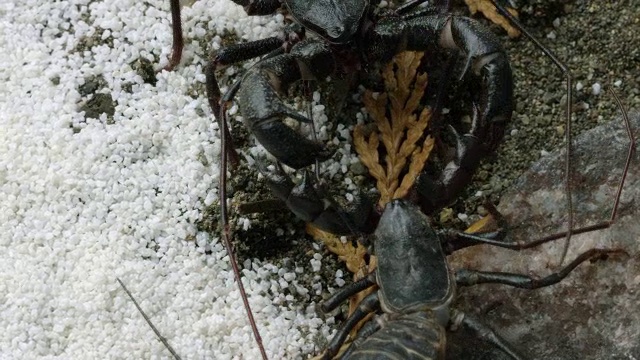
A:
[
  {"left": 322, "top": 292, "right": 381, "bottom": 360},
  {"left": 207, "top": 16, "right": 302, "bottom": 360},
  {"left": 162, "top": 0, "right": 183, "bottom": 72},
  {"left": 441, "top": 87, "right": 635, "bottom": 255},
  {"left": 117, "top": 278, "right": 182, "bottom": 360},
  {"left": 321, "top": 273, "right": 377, "bottom": 313},
  {"left": 490, "top": 0, "right": 575, "bottom": 265},
  {"left": 451, "top": 309, "right": 526, "bottom": 360},
  {"left": 231, "top": 0, "right": 282, "bottom": 15},
  {"left": 455, "top": 248, "right": 625, "bottom": 289},
  {"left": 162, "top": 0, "right": 282, "bottom": 71},
  {"left": 338, "top": 317, "right": 383, "bottom": 359}
]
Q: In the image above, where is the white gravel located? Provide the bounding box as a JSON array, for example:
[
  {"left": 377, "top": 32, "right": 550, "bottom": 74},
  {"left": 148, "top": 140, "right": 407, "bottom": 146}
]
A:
[{"left": 0, "top": 0, "right": 338, "bottom": 358}]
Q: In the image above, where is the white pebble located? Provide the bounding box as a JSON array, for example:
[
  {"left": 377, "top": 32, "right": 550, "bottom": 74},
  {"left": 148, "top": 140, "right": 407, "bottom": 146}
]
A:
[
  {"left": 311, "top": 258, "right": 322, "bottom": 272},
  {"left": 0, "top": 0, "right": 328, "bottom": 359}
]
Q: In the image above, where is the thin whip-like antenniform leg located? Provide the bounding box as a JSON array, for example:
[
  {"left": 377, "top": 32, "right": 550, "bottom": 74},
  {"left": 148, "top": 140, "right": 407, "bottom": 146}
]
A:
[
  {"left": 446, "top": 88, "right": 634, "bottom": 254},
  {"left": 491, "top": 0, "right": 574, "bottom": 265},
  {"left": 511, "top": 87, "right": 636, "bottom": 245},
  {"left": 117, "top": 278, "right": 182, "bottom": 360},
  {"left": 219, "top": 102, "right": 269, "bottom": 360},
  {"left": 608, "top": 87, "right": 636, "bottom": 221},
  {"left": 162, "top": 0, "right": 183, "bottom": 72}
]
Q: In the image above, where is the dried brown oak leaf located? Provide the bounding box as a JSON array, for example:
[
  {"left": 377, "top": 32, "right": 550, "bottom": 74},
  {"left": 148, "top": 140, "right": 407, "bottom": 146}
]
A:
[
  {"left": 355, "top": 50, "right": 434, "bottom": 209},
  {"left": 465, "top": 0, "right": 521, "bottom": 38}
]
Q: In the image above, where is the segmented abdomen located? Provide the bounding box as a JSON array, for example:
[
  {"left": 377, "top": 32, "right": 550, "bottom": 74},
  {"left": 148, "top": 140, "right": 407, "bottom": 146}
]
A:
[{"left": 345, "top": 312, "right": 446, "bottom": 360}]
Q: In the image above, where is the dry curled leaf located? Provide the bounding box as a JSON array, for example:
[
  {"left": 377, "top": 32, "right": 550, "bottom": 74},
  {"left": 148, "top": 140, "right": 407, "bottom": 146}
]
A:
[{"left": 465, "top": 0, "right": 521, "bottom": 38}]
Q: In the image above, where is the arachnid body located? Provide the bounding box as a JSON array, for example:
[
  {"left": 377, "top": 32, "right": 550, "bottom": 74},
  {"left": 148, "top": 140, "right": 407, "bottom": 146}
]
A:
[
  {"left": 319, "top": 199, "right": 623, "bottom": 359},
  {"left": 111, "top": 1, "right": 640, "bottom": 358},
  {"left": 208, "top": 3, "right": 516, "bottom": 353},
  {"left": 209, "top": 0, "right": 515, "bottom": 213}
]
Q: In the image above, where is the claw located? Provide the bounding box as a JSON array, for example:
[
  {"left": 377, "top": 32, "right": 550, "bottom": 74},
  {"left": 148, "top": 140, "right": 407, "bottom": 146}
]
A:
[
  {"left": 234, "top": 39, "right": 338, "bottom": 169},
  {"left": 415, "top": 122, "right": 480, "bottom": 214},
  {"left": 260, "top": 162, "right": 374, "bottom": 235}
]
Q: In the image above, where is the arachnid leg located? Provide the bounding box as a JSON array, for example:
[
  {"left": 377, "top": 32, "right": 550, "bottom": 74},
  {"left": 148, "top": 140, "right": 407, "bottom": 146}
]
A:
[
  {"left": 206, "top": 36, "right": 289, "bottom": 116},
  {"left": 206, "top": 24, "right": 305, "bottom": 167},
  {"left": 162, "top": 0, "right": 183, "bottom": 72},
  {"left": 455, "top": 248, "right": 626, "bottom": 289},
  {"left": 395, "top": 0, "right": 445, "bottom": 14},
  {"left": 231, "top": 0, "right": 282, "bottom": 15},
  {"left": 210, "top": 20, "right": 304, "bottom": 360},
  {"left": 322, "top": 292, "right": 381, "bottom": 360},
  {"left": 338, "top": 316, "right": 383, "bottom": 359},
  {"left": 222, "top": 38, "right": 340, "bottom": 169},
  {"left": 365, "top": 13, "right": 514, "bottom": 214},
  {"left": 440, "top": 88, "right": 635, "bottom": 256},
  {"left": 321, "top": 272, "right": 377, "bottom": 313},
  {"left": 260, "top": 162, "right": 374, "bottom": 235},
  {"left": 162, "top": 0, "right": 283, "bottom": 71},
  {"left": 490, "top": 0, "right": 577, "bottom": 264},
  {"left": 451, "top": 310, "right": 526, "bottom": 360}
]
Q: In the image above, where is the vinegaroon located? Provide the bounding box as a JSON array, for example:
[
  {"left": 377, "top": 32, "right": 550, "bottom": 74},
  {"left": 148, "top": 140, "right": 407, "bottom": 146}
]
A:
[
  {"left": 210, "top": 1, "right": 516, "bottom": 357},
  {"left": 318, "top": 192, "right": 629, "bottom": 359},
  {"left": 117, "top": 88, "right": 635, "bottom": 359},
  {"left": 118, "top": 0, "right": 635, "bottom": 358}
]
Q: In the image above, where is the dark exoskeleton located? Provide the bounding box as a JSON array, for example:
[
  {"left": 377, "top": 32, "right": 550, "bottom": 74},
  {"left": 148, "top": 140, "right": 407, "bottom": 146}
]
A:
[
  {"left": 320, "top": 199, "right": 622, "bottom": 359},
  {"left": 190, "top": 2, "right": 517, "bottom": 358},
  {"left": 206, "top": 0, "right": 515, "bottom": 221},
  {"left": 259, "top": 163, "right": 375, "bottom": 235}
]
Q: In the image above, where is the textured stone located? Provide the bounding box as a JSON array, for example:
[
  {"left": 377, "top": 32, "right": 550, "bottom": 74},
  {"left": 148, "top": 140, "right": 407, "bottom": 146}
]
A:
[{"left": 447, "top": 113, "right": 640, "bottom": 359}]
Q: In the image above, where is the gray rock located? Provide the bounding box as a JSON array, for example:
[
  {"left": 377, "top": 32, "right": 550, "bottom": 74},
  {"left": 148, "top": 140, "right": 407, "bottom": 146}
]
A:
[{"left": 447, "top": 112, "right": 640, "bottom": 359}]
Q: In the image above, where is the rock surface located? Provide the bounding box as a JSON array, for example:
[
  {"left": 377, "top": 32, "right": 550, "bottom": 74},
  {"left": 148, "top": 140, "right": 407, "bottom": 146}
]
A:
[{"left": 447, "top": 112, "right": 640, "bottom": 359}]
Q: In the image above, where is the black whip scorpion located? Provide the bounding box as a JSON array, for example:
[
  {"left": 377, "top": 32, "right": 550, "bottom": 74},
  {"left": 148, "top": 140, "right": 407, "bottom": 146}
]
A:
[{"left": 118, "top": 0, "right": 636, "bottom": 358}]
